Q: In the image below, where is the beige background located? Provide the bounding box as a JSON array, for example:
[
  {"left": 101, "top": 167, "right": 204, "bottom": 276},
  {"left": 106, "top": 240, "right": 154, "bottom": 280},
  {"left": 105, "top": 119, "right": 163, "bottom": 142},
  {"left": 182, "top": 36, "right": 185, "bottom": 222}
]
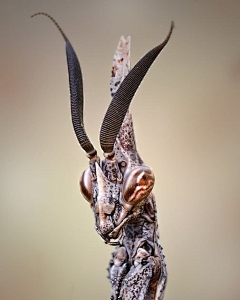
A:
[{"left": 1, "top": 0, "right": 240, "bottom": 299}]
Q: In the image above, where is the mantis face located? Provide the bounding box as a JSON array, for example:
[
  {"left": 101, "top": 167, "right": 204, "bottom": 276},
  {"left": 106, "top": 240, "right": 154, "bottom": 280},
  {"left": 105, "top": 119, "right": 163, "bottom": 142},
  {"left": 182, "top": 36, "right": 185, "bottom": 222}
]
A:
[{"left": 80, "top": 138, "right": 155, "bottom": 242}]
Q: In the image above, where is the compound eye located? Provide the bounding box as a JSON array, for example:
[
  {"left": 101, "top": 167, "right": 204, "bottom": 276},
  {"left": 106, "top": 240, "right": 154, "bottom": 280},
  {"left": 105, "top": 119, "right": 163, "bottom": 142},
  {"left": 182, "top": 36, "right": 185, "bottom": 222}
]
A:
[
  {"left": 122, "top": 166, "right": 155, "bottom": 205},
  {"left": 79, "top": 168, "right": 92, "bottom": 203}
]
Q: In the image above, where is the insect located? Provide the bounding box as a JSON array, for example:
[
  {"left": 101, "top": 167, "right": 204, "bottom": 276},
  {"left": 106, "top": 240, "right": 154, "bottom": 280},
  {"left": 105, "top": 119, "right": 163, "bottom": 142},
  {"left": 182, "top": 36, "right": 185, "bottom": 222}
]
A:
[{"left": 32, "top": 12, "right": 173, "bottom": 300}]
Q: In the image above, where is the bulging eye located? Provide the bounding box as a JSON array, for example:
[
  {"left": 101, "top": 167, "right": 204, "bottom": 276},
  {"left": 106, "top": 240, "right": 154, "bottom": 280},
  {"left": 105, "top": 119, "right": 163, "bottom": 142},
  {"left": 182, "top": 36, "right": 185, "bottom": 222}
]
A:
[
  {"left": 122, "top": 166, "right": 155, "bottom": 205},
  {"left": 79, "top": 168, "right": 92, "bottom": 203}
]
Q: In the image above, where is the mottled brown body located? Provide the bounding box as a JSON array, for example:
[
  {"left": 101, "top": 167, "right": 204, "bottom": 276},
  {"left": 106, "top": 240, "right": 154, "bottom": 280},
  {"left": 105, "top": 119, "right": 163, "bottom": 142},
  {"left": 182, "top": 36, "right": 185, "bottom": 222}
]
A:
[{"left": 81, "top": 111, "right": 167, "bottom": 300}]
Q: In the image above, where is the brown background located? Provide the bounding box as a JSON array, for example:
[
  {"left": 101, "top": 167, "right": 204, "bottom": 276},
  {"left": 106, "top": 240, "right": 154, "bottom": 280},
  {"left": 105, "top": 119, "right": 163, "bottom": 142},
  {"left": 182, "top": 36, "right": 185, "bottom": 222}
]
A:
[{"left": 1, "top": 1, "right": 240, "bottom": 299}]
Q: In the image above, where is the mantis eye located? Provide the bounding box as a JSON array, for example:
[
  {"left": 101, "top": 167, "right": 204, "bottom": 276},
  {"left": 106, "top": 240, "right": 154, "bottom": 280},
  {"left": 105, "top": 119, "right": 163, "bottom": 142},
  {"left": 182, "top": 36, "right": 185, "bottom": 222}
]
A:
[
  {"left": 80, "top": 168, "right": 92, "bottom": 203},
  {"left": 122, "top": 166, "right": 155, "bottom": 205}
]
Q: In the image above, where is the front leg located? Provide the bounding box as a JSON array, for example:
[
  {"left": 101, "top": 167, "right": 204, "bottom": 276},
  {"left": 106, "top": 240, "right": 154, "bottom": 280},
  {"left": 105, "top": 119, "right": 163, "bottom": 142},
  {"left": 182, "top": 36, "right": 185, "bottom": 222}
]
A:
[
  {"left": 109, "top": 247, "right": 129, "bottom": 300},
  {"left": 119, "top": 248, "right": 161, "bottom": 300}
]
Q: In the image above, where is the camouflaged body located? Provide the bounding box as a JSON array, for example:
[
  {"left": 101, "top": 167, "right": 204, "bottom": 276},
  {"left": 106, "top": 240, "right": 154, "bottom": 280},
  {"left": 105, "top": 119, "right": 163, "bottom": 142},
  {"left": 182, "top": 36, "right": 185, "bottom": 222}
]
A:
[{"left": 80, "top": 37, "right": 167, "bottom": 300}]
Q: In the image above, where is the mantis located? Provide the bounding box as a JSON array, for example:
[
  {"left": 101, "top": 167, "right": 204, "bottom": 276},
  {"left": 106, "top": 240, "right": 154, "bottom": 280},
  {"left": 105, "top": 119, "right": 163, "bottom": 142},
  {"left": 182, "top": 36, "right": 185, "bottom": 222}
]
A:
[{"left": 32, "top": 13, "right": 173, "bottom": 300}]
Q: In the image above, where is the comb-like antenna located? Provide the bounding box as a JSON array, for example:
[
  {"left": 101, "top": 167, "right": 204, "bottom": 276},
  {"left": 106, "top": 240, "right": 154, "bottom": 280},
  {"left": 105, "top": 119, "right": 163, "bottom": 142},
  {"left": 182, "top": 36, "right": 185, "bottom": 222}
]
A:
[
  {"left": 32, "top": 13, "right": 97, "bottom": 157},
  {"left": 100, "top": 22, "right": 174, "bottom": 154}
]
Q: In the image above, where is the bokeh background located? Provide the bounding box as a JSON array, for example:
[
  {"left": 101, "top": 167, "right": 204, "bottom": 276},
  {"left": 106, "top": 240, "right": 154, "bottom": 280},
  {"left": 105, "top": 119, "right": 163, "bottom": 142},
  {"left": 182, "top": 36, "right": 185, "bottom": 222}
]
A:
[{"left": 1, "top": 1, "right": 240, "bottom": 299}]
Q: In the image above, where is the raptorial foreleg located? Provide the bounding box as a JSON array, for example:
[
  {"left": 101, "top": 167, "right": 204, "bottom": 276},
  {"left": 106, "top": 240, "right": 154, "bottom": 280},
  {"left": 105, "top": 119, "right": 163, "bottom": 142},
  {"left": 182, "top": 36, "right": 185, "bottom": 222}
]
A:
[
  {"left": 119, "top": 248, "right": 161, "bottom": 300},
  {"left": 109, "top": 247, "right": 129, "bottom": 300}
]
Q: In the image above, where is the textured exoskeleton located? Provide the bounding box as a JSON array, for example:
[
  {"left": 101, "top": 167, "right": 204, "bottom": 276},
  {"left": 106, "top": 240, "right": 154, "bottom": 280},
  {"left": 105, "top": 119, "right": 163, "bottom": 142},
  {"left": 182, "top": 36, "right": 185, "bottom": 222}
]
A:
[{"left": 32, "top": 13, "right": 173, "bottom": 300}]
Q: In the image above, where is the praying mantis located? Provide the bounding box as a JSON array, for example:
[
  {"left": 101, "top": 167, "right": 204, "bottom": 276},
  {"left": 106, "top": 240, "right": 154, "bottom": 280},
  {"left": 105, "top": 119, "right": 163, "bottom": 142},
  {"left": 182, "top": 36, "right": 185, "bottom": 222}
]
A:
[{"left": 32, "top": 13, "right": 173, "bottom": 300}]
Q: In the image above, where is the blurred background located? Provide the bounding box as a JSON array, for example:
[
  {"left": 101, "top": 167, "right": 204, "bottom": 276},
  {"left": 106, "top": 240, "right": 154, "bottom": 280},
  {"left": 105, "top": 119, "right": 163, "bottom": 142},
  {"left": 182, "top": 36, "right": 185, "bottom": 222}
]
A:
[{"left": 0, "top": 0, "right": 240, "bottom": 299}]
